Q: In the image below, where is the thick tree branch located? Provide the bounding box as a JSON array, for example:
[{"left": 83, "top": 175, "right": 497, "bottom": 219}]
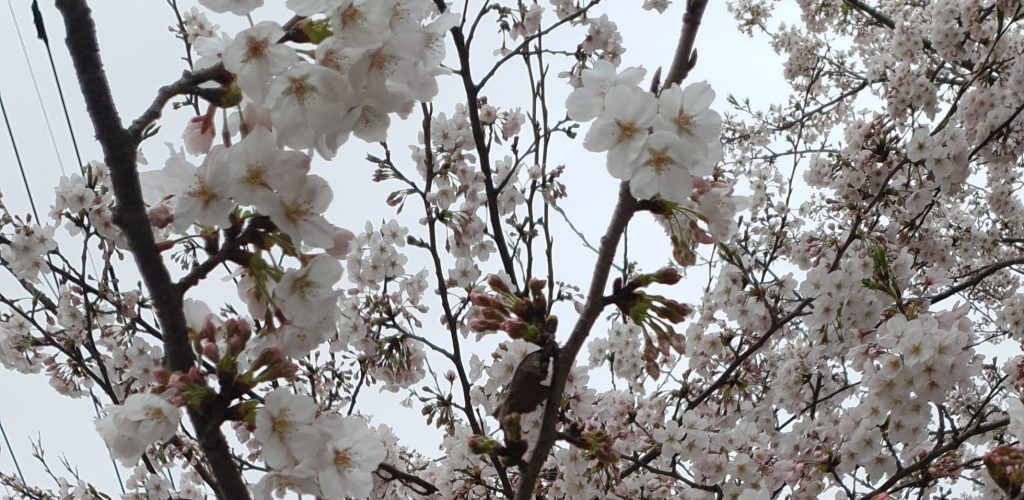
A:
[
  {"left": 860, "top": 418, "right": 1008, "bottom": 499},
  {"left": 928, "top": 256, "right": 1024, "bottom": 304},
  {"left": 376, "top": 462, "right": 439, "bottom": 496},
  {"left": 665, "top": 0, "right": 710, "bottom": 86},
  {"left": 53, "top": 1, "right": 250, "bottom": 498},
  {"left": 127, "top": 63, "right": 229, "bottom": 140},
  {"left": 513, "top": 182, "right": 637, "bottom": 499},
  {"left": 513, "top": 0, "right": 712, "bottom": 495}
]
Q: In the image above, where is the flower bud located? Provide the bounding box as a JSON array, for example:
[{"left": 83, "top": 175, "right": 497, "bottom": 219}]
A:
[
  {"left": 651, "top": 267, "right": 682, "bottom": 285},
  {"left": 147, "top": 204, "right": 174, "bottom": 229},
  {"left": 469, "top": 436, "right": 501, "bottom": 455}
]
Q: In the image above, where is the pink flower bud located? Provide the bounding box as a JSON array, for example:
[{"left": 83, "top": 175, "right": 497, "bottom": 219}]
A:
[
  {"left": 325, "top": 226, "right": 356, "bottom": 259},
  {"left": 201, "top": 340, "right": 220, "bottom": 363},
  {"left": 182, "top": 115, "right": 215, "bottom": 155}
]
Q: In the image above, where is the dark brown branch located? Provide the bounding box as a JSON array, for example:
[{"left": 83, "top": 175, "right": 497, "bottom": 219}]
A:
[
  {"left": 376, "top": 463, "right": 439, "bottom": 496},
  {"left": 513, "top": 0, "right": 713, "bottom": 494},
  {"left": 860, "top": 418, "right": 1008, "bottom": 499},
  {"left": 53, "top": 1, "right": 249, "bottom": 498},
  {"left": 127, "top": 63, "right": 229, "bottom": 140},
  {"left": 513, "top": 182, "right": 637, "bottom": 499},
  {"left": 842, "top": 0, "right": 895, "bottom": 28},
  {"left": 928, "top": 257, "right": 1024, "bottom": 304},
  {"left": 664, "top": 0, "right": 710, "bottom": 86},
  {"left": 434, "top": 0, "right": 519, "bottom": 289}
]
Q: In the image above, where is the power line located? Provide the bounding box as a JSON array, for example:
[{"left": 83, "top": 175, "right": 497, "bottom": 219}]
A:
[
  {"left": 0, "top": 89, "right": 43, "bottom": 226},
  {"left": 0, "top": 415, "right": 26, "bottom": 486},
  {"left": 89, "top": 390, "right": 125, "bottom": 495},
  {"left": 7, "top": 0, "right": 66, "bottom": 175},
  {"left": 31, "top": 0, "right": 84, "bottom": 173}
]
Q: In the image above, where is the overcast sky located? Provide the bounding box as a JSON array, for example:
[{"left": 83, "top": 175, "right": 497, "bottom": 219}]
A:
[{"left": 0, "top": 0, "right": 791, "bottom": 494}]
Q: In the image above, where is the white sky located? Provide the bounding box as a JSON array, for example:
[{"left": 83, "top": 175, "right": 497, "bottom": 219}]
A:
[{"left": 0, "top": 0, "right": 791, "bottom": 494}]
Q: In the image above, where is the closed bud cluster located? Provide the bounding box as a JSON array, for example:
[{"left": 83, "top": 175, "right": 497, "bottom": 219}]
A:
[
  {"left": 985, "top": 446, "right": 1024, "bottom": 497},
  {"left": 468, "top": 275, "right": 556, "bottom": 345},
  {"left": 584, "top": 430, "right": 619, "bottom": 466},
  {"left": 469, "top": 436, "right": 502, "bottom": 455}
]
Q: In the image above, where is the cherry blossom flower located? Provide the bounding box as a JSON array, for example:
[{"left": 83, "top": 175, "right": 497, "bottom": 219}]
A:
[
  {"left": 628, "top": 131, "right": 698, "bottom": 202},
  {"left": 273, "top": 255, "right": 342, "bottom": 328},
  {"left": 143, "top": 146, "right": 234, "bottom": 233},
  {"left": 199, "top": 0, "right": 264, "bottom": 16},
  {"left": 182, "top": 114, "right": 215, "bottom": 156},
  {"left": 328, "top": 0, "right": 392, "bottom": 49},
  {"left": 583, "top": 85, "right": 658, "bottom": 179},
  {"left": 95, "top": 394, "right": 180, "bottom": 466},
  {"left": 0, "top": 224, "right": 56, "bottom": 283},
  {"left": 253, "top": 388, "right": 323, "bottom": 469},
  {"left": 565, "top": 61, "right": 646, "bottom": 121},
  {"left": 267, "top": 63, "right": 357, "bottom": 158},
  {"left": 315, "top": 415, "right": 387, "bottom": 498},
  {"left": 224, "top": 22, "right": 296, "bottom": 104},
  {"left": 257, "top": 174, "right": 335, "bottom": 248},
  {"left": 654, "top": 82, "right": 722, "bottom": 159},
  {"left": 224, "top": 126, "right": 310, "bottom": 206},
  {"left": 181, "top": 7, "right": 218, "bottom": 43}
]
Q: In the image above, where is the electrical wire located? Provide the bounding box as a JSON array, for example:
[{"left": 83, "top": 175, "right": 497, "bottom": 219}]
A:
[
  {"left": 31, "top": 0, "right": 84, "bottom": 173},
  {"left": 7, "top": 0, "right": 67, "bottom": 175},
  {"left": 0, "top": 416, "right": 26, "bottom": 486},
  {"left": 89, "top": 390, "right": 126, "bottom": 495}
]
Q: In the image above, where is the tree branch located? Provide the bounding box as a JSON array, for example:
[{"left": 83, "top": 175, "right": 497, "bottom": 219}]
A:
[
  {"left": 53, "top": 1, "right": 249, "bottom": 498},
  {"left": 127, "top": 63, "right": 229, "bottom": 140},
  {"left": 928, "top": 257, "right": 1024, "bottom": 304},
  {"left": 435, "top": 0, "right": 520, "bottom": 289},
  {"left": 665, "top": 0, "right": 710, "bottom": 86},
  {"left": 513, "top": 182, "right": 637, "bottom": 499},
  {"left": 376, "top": 462, "right": 439, "bottom": 496}
]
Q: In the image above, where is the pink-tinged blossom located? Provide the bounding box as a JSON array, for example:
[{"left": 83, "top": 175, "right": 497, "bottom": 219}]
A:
[
  {"left": 328, "top": 0, "right": 392, "bottom": 49},
  {"left": 565, "top": 61, "right": 646, "bottom": 121},
  {"left": 628, "top": 131, "right": 696, "bottom": 202},
  {"left": 502, "top": 109, "right": 526, "bottom": 140},
  {"left": 225, "top": 126, "right": 310, "bottom": 206},
  {"left": 583, "top": 85, "right": 658, "bottom": 179},
  {"left": 223, "top": 22, "right": 296, "bottom": 104},
  {"left": 267, "top": 63, "right": 356, "bottom": 159},
  {"left": 52, "top": 173, "right": 97, "bottom": 216},
  {"left": 654, "top": 82, "right": 722, "bottom": 159},
  {"left": 257, "top": 174, "right": 335, "bottom": 248},
  {"left": 325, "top": 225, "right": 356, "bottom": 259},
  {"left": 0, "top": 224, "right": 56, "bottom": 284},
  {"left": 199, "top": 0, "right": 264, "bottom": 16},
  {"left": 253, "top": 388, "right": 323, "bottom": 470},
  {"left": 181, "top": 7, "right": 218, "bottom": 43},
  {"left": 510, "top": 4, "right": 543, "bottom": 40},
  {"left": 315, "top": 415, "right": 386, "bottom": 498},
  {"left": 95, "top": 394, "right": 180, "bottom": 466},
  {"left": 144, "top": 147, "right": 234, "bottom": 233},
  {"left": 905, "top": 126, "right": 931, "bottom": 162},
  {"left": 273, "top": 255, "right": 342, "bottom": 328},
  {"left": 182, "top": 114, "right": 216, "bottom": 156}
]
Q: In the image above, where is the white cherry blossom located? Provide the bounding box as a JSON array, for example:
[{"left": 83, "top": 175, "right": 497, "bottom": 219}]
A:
[
  {"left": 224, "top": 22, "right": 296, "bottom": 104},
  {"left": 95, "top": 394, "right": 180, "bottom": 466},
  {"left": 582, "top": 85, "right": 658, "bottom": 179}
]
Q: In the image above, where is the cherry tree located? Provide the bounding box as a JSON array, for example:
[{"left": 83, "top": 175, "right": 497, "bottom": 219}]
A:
[{"left": 1, "top": 0, "right": 1024, "bottom": 498}]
